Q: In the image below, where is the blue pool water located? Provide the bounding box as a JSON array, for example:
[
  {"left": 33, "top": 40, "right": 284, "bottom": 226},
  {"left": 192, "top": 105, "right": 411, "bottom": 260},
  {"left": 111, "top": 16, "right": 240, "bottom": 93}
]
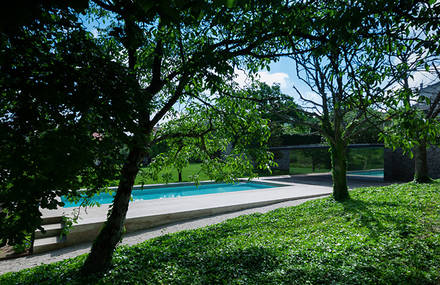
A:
[
  {"left": 61, "top": 182, "right": 277, "bottom": 208},
  {"left": 348, "top": 170, "right": 384, "bottom": 177}
]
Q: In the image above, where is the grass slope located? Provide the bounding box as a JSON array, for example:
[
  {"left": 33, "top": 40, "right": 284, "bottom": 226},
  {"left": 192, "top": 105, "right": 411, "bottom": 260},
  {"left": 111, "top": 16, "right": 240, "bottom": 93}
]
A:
[{"left": 1, "top": 182, "right": 440, "bottom": 284}]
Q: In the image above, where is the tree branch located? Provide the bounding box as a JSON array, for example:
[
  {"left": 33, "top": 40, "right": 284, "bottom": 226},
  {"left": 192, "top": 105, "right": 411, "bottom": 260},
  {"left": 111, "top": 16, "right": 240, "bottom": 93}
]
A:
[{"left": 150, "top": 73, "right": 190, "bottom": 127}]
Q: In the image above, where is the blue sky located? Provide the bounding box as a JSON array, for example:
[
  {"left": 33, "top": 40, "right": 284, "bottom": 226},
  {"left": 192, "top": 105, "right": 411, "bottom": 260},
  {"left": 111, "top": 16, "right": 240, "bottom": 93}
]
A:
[
  {"left": 234, "top": 57, "right": 319, "bottom": 106},
  {"left": 268, "top": 57, "right": 318, "bottom": 103},
  {"left": 81, "top": 16, "right": 438, "bottom": 108},
  {"left": 247, "top": 55, "right": 439, "bottom": 107}
]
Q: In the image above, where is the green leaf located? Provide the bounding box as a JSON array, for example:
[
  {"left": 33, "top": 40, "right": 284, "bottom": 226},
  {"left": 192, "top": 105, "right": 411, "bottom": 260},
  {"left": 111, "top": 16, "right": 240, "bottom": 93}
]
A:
[{"left": 226, "top": 0, "right": 235, "bottom": 8}]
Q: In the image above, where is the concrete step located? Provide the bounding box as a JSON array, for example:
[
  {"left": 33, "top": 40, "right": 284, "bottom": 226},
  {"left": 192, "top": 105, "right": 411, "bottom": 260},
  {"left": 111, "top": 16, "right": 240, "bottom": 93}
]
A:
[
  {"left": 33, "top": 236, "right": 66, "bottom": 254},
  {"left": 35, "top": 223, "right": 64, "bottom": 239},
  {"left": 41, "top": 216, "right": 64, "bottom": 225}
]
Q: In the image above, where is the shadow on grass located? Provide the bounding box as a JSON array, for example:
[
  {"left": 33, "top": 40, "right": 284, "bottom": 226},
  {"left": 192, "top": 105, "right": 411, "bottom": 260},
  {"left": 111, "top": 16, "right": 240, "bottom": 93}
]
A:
[
  {"left": 100, "top": 245, "right": 284, "bottom": 284},
  {"left": 341, "top": 198, "right": 421, "bottom": 239}
]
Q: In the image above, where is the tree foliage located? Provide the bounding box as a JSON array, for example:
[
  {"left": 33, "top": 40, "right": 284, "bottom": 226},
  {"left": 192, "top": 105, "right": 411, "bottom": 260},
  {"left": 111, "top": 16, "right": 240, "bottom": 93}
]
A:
[
  {"left": 3, "top": 0, "right": 440, "bottom": 275},
  {"left": 287, "top": 23, "right": 390, "bottom": 199},
  {"left": 0, "top": 6, "right": 140, "bottom": 246},
  {"left": 147, "top": 91, "right": 274, "bottom": 184},
  {"left": 240, "top": 82, "right": 303, "bottom": 147}
]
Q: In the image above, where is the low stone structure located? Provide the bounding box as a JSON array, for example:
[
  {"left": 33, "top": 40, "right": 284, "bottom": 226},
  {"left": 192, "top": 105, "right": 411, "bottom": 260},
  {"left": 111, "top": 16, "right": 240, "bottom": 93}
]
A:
[{"left": 384, "top": 147, "right": 440, "bottom": 181}]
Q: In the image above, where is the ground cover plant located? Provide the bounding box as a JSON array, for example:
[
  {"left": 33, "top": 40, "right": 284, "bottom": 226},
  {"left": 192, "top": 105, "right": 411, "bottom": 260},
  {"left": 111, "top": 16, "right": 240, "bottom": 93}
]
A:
[{"left": 2, "top": 181, "right": 439, "bottom": 284}]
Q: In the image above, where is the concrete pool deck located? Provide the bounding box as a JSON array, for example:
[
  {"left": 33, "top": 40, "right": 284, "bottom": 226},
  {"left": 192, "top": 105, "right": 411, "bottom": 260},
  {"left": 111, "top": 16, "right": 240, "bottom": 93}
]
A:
[
  {"left": 269, "top": 172, "right": 394, "bottom": 188},
  {"left": 32, "top": 174, "right": 393, "bottom": 254},
  {"left": 34, "top": 179, "right": 332, "bottom": 253}
]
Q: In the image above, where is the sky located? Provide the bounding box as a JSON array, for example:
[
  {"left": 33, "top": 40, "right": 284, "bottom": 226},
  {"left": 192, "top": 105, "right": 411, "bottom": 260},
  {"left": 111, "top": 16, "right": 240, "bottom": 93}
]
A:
[
  {"left": 234, "top": 57, "right": 315, "bottom": 105},
  {"left": 81, "top": 15, "right": 439, "bottom": 109},
  {"left": 235, "top": 56, "right": 440, "bottom": 108}
]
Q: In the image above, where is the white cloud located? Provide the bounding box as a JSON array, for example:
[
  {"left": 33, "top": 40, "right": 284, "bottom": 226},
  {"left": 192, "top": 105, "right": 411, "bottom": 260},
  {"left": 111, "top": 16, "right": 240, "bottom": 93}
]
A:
[
  {"left": 256, "top": 71, "right": 289, "bottom": 88},
  {"left": 302, "top": 91, "right": 322, "bottom": 105},
  {"left": 233, "top": 68, "right": 252, "bottom": 87},
  {"left": 233, "top": 68, "right": 290, "bottom": 89},
  {"left": 408, "top": 70, "right": 438, "bottom": 88},
  {"left": 388, "top": 70, "right": 438, "bottom": 92},
  {"left": 91, "top": 28, "right": 99, "bottom": 38},
  {"left": 391, "top": 50, "right": 438, "bottom": 89}
]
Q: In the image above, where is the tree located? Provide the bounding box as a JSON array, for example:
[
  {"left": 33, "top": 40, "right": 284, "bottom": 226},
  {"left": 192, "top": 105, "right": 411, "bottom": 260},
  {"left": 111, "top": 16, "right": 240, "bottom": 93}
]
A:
[
  {"left": 345, "top": 109, "right": 385, "bottom": 144},
  {"left": 380, "top": 3, "right": 440, "bottom": 183},
  {"left": 0, "top": 4, "right": 138, "bottom": 247},
  {"left": 382, "top": 81, "right": 440, "bottom": 183},
  {"left": 225, "top": 81, "right": 302, "bottom": 146},
  {"left": 290, "top": 51, "right": 390, "bottom": 200},
  {"left": 281, "top": 0, "right": 413, "bottom": 200},
  {"left": 80, "top": 0, "right": 296, "bottom": 273},
  {"left": 5, "top": 0, "right": 433, "bottom": 275},
  {"left": 0, "top": 0, "right": 89, "bottom": 34},
  {"left": 278, "top": 0, "right": 437, "bottom": 199},
  {"left": 2, "top": 0, "right": 306, "bottom": 273}
]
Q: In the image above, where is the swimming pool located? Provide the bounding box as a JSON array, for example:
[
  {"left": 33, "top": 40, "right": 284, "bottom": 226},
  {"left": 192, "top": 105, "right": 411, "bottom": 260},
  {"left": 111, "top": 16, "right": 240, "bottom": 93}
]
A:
[
  {"left": 61, "top": 182, "right": 278, "bottom": 208},
  {"left": 348, "top": 170, "right": 384, "bottom": 177}
]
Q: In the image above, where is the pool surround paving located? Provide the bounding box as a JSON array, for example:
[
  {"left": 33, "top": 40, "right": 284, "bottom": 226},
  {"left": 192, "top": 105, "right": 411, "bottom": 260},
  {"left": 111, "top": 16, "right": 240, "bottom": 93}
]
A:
[{"left": 36, "top": 179, "right": 330, "bottom": 253}]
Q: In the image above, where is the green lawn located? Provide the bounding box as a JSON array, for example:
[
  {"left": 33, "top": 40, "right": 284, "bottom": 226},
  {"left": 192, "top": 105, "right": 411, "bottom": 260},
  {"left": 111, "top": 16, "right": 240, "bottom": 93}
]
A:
[
  {"left": 268, "top": 167, "right": 330, "bottom": 176},
  {"left": 2, "top": 181, "right": 440, "bottom": 284},
  {"left": 289, "top": 166, "right": 330, "bottom": 175},
  {"left": 106, "top": 163, "right": 209, "bottom": 187}
]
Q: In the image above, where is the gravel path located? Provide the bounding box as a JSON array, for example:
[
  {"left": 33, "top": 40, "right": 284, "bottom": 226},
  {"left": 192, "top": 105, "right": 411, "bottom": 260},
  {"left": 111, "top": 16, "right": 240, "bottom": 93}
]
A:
[{"left": 0, "top": 196, "right": 324, "bottom": 275}]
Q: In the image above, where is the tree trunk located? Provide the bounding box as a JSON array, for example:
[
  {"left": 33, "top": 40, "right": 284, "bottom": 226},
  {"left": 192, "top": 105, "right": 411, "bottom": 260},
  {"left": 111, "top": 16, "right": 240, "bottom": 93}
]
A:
[
  {"left": 330, "top": 142, "right": 349, "bottom": 201},
  {"left": 82, "top": 147, "right": 142, "bottom": 274},
  {"left": 414, "top": 142, "right": 431, "bottom": 183},
  {"left": 178, "top": 170, "right": 182, "bottom": 182}
]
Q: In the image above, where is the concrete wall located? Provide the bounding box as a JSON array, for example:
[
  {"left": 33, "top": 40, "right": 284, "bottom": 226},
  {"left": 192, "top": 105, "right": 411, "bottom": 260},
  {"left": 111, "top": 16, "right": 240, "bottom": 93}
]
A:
[
  {"left": 384, "top": 147, "right": 440, "bottom": 181},
  {"left": 272, "top": 150, "right": 290, "bottom": 171},
  {"left": 270, "top": 145, "right": 440, "bottom": 181}
]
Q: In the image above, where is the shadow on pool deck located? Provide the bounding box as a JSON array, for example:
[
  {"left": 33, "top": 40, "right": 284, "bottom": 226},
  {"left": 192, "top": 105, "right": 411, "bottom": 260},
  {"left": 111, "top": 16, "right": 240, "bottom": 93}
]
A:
[{"left": 263, "top": 173, "right": 396, "bottom": 189}]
